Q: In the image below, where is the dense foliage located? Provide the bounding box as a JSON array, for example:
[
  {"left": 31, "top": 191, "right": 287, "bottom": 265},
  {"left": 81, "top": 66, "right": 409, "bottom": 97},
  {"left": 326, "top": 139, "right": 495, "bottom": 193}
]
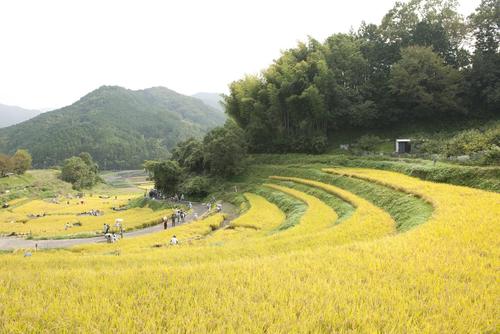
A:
[
  {"left": 224, "top": 0, "right": 499, "bottom": 154},
  {"left": 146, "top": 120, "right": 247, "bottom": 197},
  {"left": 60, "top": 152, "right": 100, "bottom": 189},
  {"left": 0, "top": 86, "right": 225, "bottom": 169},
  {"left": 419, "top": 125, "right": 500, "bottom": 164},
  {"left": 144, "top": 160, "right": 183, "bottom": 196},
  {"left": 202, "top": 120, "right": 248, "bottom": 177},
  {"left": 0, "top": 149, "right": 32, "bottom": 176}
]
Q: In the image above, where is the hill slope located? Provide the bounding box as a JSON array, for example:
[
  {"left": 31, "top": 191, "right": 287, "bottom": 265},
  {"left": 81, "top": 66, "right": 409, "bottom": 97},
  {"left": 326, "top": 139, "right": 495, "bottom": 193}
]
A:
[
  {"left": 192, "top": 92, "right": 224, "bottom": 112},
  {"left": 0, "top": 104, "right": 42, "bottom": 128},
  {"left": 0, "top": 86, "right": 226, "bottom": 169}
]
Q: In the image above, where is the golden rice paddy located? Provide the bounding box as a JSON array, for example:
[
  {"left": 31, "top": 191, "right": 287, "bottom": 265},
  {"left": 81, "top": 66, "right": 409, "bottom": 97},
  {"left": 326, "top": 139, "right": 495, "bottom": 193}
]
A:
[{"left": 0, "top": 168, "right": 498, "bottom": 333}]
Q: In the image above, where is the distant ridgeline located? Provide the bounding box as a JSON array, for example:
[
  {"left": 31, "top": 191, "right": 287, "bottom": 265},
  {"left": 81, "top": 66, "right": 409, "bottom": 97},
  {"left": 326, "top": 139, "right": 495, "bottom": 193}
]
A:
[
  {"left": 0, "top": 104, "right": 42, "bottom": 128},
  {"left": 0, "top": 86, "right": 226, "bottom": 169},
  {"left": 224, "top": 0, "right": 500, "bottom": 153}
]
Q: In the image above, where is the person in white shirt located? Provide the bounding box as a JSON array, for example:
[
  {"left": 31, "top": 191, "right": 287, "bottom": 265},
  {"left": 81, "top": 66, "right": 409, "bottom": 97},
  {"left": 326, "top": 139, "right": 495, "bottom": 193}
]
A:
[{"left": 170, "top": 235, "right": 179, "bottom": 245}]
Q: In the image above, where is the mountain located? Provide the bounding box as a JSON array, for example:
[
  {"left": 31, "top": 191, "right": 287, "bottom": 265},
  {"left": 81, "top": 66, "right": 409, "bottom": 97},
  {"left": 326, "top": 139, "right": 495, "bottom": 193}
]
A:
[
  {"left": 0, "top": 104, "right": 42, "bottom": 128},
  {"left": 0, "top": 86, "right": 226, "bottom": 169},
  {"left": 192, "top": 92, "right": 224, "bottom": 113}
]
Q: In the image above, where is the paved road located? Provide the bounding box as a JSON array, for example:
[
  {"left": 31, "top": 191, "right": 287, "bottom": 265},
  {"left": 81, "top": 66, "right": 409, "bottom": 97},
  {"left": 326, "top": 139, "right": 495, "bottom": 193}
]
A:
[{"left": 0, "top": 202, "right": 232, "bottom": 251}]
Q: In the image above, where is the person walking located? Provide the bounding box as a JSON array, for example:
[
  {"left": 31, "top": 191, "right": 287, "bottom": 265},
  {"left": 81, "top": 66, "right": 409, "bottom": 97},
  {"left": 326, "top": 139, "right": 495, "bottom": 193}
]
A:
[
  {"left": 171, "top": 213, "right": 177, "bottom": 227},
  {"left": 163, "top": 216, "right": 168, "bottom": 230}
]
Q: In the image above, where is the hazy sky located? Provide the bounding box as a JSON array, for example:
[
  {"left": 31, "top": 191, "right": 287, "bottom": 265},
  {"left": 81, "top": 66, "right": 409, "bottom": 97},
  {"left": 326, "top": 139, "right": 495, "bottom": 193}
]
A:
[{"left": 0, "top": 0, "right": 480, "bottom": 110}]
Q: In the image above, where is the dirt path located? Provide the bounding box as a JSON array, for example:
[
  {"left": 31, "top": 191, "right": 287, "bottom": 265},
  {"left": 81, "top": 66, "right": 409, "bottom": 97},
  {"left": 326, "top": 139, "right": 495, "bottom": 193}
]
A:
[{"left": 0, "top": 202, "right": 236, "bottom": 251}]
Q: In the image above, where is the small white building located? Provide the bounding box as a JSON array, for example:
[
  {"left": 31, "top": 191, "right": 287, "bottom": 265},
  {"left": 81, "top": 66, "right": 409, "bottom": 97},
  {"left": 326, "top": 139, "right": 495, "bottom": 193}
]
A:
[{"left": 395, "top": 139, "right": 411, "bottom": 153}]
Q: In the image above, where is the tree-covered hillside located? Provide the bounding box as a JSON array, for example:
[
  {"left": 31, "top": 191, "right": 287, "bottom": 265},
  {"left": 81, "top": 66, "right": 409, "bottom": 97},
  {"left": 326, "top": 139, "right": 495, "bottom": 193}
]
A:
[
  {"left": 224, "top": 0, "right": 499, "bottom": 154},
  {"left": 0, "top": 86, "right": 225, "bottom": 169},
  {"left": 192, "top": 92, "right": 224, "bottom": 112}
]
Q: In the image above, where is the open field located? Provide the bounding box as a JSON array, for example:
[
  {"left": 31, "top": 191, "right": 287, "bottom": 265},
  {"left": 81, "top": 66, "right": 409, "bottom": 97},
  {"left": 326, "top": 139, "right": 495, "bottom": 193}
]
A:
[
  {"left": 100, "top": 170, "right": 153, "bottom": 192},
  {"left": 0, "top": 165, "right": 498, "bottom": 333},
  {"left": 0, "top": 169, "right": 73, "bottom": 202}
]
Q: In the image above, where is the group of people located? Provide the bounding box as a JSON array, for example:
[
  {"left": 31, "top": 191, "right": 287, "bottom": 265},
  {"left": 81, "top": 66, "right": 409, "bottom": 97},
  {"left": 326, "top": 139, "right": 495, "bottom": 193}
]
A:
[
  {"left": 105, "top": 232, "right": 120, "bottom": 243},
  {"left": 148, "top": 189, "right": 190, "bottom": 204},
  {"left": 28, "top": 212, "right": 46, "bottom": 218},
  {"left": 103, "top": 221, "right": 124, "bottom": 243},
  {"left": 169, "top": 193, "right": 185, "bottom": 202},
  {"left": 215, "top": 203, "right": 222, "bottom": 212},
  {"left": 162, "top": 209, "right": 188, "bottom": 229},
  {"left": 78, "top": 209, "right": 102, "bottom": 216},
  {"left": 205, "top": 200, "right": 222, "bottom": 213}
]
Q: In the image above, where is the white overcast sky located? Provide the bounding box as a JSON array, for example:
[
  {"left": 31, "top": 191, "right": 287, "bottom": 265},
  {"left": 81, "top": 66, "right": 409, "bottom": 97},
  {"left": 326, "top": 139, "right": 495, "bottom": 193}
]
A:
[{"left": 0, "top": 0, "right": 480, "bottom": 110}]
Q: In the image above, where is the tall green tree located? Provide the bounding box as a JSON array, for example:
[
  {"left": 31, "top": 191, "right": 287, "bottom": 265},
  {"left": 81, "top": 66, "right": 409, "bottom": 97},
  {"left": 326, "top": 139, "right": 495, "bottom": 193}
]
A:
[
  {"left": 224, "top": 75, "right": 274, "bottom": 152},
  {"left": 466, "top": 0, "right": 500, "bottom": 115},
  {"left": 0, "top": 153, "right": 12, "bottom": 177},
  {"left": 389, "top": 46, "right": 465, "bottom": 119},
  {"left": 10, "top": 149, "right": 32, "bottom": 175},
  {"left": 144, "top": 160, "right": 182, "bottom": 195},
  {"left": 203, "top": 120, "right": 247, "bottom": 177},
  {"left": 60, "top": 153, "right": 99, "bottom": 189},
  {"left": 171, "top": 138, "right": 204, "bottom": 174},
  {"left": 380, "top": 0, "right": 468, "bottom": 67}
]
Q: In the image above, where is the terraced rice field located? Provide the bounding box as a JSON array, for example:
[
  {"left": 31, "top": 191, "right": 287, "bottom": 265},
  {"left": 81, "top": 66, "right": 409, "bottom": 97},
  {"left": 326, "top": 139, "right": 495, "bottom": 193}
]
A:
[
  {"left": 0, "top": 194, "right": 172, "bottom": 238},
  {"left": 0, "top": 168, "right": 498, "bottom": 333}
]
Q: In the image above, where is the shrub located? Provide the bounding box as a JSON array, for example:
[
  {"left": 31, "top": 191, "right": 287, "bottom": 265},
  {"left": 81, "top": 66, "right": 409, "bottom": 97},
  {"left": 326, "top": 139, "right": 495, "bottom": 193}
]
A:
[
  {"left": 444, "top": 129, "right": 492, "bottom": 156},
  {"left": 480, "top": 146, "right": 500, "bottom": 165},
  {"left": 309, "top": 135, "right": 328, "bottom": 154},
  {"left": 355, "top": 135, "right": 384, "bottom": 152}
]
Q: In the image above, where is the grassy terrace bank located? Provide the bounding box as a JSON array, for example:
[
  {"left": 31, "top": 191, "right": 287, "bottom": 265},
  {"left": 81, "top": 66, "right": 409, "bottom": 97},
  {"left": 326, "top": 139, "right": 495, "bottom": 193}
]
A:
[
  {"left": 217, "top": 163, "right": 434, "bottom": 233},
  {"left": 248, "top": 154, "right": 500, "bottom": 192}
]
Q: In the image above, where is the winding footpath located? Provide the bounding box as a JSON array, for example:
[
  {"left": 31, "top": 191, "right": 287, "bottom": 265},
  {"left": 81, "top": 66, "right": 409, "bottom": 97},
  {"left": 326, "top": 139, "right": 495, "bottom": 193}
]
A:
[{"left": 0, "top": 202, "right": 236, "bottom": 251}]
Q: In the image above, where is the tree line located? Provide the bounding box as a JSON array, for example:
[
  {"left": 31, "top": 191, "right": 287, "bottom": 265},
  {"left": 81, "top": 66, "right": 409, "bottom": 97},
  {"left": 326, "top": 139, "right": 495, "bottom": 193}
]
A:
[{"left": 224, "top": 0, "right": 499, "bottom": 153}]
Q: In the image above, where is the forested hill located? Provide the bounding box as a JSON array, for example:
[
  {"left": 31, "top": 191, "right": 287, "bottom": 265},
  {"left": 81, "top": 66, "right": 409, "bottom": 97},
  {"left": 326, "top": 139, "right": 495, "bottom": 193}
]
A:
[
  {"left": 225, "top": 0, "right": 499, "bottom": 154},
  {"left": 192, "top": 92, "right": 224, "bottom": 112},
  {"left": 0, "top": 86, "right": 226, "bottom": 169},
  {"left": 0, "top": 104, "right": 42, "bottom": 128}
]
